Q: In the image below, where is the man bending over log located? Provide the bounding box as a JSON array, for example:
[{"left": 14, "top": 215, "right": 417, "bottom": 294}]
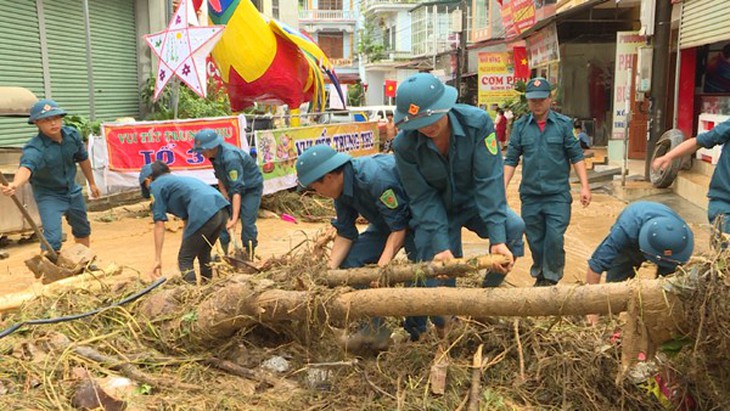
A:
[
  {"left": 296, "top": 144, "right": 415, "bottom": 351},
  {"left": 585, "top": 201, "right": 694, "bottom": 325},
  {"left": 139, "top": 161, "right": 230, "bottom": 283},
  {"left": 392, "top": 73, "right": 525, "bottom": 340}
]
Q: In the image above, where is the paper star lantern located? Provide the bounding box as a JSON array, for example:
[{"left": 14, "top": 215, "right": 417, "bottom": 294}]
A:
[{"left": 144, "top": 0, "right": 225, "bottom": 100}]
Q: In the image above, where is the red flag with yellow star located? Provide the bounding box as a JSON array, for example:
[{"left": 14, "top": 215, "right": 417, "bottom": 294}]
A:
[
  {"left": 513, "top": 46, "right": 529, "bottom": 80},
  {"left": 384, "top": 80, "right": 397, "bottom": 98}
]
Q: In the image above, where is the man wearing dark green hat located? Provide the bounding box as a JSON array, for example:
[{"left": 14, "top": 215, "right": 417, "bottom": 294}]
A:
[
  {"left": 392, "top": 73, "right": 525, "bottom": 339},
  {"left": 504, "top": 77, "right": 591, "bottom": 286},
  {"left": 138, "top": 161, "right": 230, "bottom": 283},
  {"left": 193, "top": 128, "right": 263, "bottom": 259},
  {"left": 296, "top": 144, "right": 417, "bottom": 350},
  {"left": 584, "top": 201, "right": 693, "bottom": 325},
  {"left": 1, "top": 99, "right": 101, "bottom": 254}
]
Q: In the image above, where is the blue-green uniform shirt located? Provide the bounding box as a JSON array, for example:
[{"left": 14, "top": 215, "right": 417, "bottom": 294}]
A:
[
  {"left": 505, "top": 111, "right": 585, "bottom": 196},
  {"left": 393, "top": 104, "right": 507, "bottom": 254},
  {"left": 211, "top": 142, "right": 263, "bottom": 196},
  {"left": 696, "top": 118, "right": 730, "bottom": 205},
  {"left": 149, "top": 174, "right": 230, "bottom": 239},
  {"left": 19, "top": 126, "right": 88, "bottom": 194},
  {"left": 587, "top": 201, "right": 684, "bottom": 275},
  {"left": 332, "top": 155, "right": 411, "bottom": 240}
]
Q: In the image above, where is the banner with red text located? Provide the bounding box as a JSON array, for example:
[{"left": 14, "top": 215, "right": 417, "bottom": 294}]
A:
[
  {"left": 103, "top": 116, "right": 243, "bottom": 172},
  {"left": 478, "top": 52, "right": 519, "bottom": 112}
]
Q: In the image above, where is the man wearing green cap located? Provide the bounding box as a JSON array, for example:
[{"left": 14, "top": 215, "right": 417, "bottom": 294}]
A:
[
  {"left": 504, "top": 77, "right": 591, "bottom": 286},
  {"left": 1, "top": 99, "right": 101, "bottom": 254},
  {"left": 138, "top": 161, "right": 230, "bottom": 283},
  {"left": 296, "top": 144, "right": 417, "bottom": 349},
  {"left": 584, "top": 201, "right": 693, "bottom": 325},
  {"left": 392, "top": 73, "right": 525, "bottom": 339},
  {"left": 193, "top": 128, "right": 263, "bottom": 259}
]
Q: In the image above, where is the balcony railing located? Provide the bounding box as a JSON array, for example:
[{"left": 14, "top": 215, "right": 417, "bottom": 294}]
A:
[
  {"left": 388, "top": 50, "right": 412, "bottom": 60},
  {"left": 298, "top": 9, "right": 356, "bottom": 21},
  {"left": 363, "top": 0, "right": 418, "bottom": 13}
]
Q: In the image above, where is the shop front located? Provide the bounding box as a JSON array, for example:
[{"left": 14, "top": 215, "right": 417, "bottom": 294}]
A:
[{"left": 674, "top": 0, "right": 730, "bottom": 165}]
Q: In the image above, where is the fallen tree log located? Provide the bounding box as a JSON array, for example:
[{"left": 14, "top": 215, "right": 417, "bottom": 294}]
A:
[
  {"left": 140, "top": 277, "right": 684, "bottom": 370},
  {"left": 0, "top": 263, "right": 124, "bottom": 312},
  {"left": 325, "top": 255, "right": 509, "bottom": 287}
]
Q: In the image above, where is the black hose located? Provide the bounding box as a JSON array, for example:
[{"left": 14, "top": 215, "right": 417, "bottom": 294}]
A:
[{"left": 0, "top": 277, "right": 167, "bottom": 339}]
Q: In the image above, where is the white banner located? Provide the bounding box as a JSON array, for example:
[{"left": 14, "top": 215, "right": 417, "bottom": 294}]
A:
[{"left": 611, "top": 31, "right": 645, "bottom": 140}]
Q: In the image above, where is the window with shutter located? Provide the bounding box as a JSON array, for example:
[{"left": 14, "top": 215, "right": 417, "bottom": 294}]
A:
[{"left": 318, "top": 33, "right": 344, "bottom": 59}]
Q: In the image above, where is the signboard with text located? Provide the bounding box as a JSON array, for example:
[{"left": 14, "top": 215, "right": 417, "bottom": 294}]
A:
[
  {"left": 612, "top": 31, "right": 646, "bottom": 140},
  {"left": 477, "top": 52, "right": 520, "bottom": 111},
  {"left": 526, "top": 23, "right": 560, "bottom": 68},
  {"left": 103, "top": 116, "right": 243, "bottom": 172},
  {"left": 254, "top": 122, "right": 379, "bottom": 194}
]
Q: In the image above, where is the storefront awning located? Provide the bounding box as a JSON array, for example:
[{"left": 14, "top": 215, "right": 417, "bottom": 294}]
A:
[
  {"left": 327, "top": 73, "right": 361, "bottom": 84},
  {"left": 511, "top": 0, "right": 609, "bottom": 43}
]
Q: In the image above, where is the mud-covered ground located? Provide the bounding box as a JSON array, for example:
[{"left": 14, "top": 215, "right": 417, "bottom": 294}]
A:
[{"left": 0, "top": 167, "right": 712, "bottom": 296}]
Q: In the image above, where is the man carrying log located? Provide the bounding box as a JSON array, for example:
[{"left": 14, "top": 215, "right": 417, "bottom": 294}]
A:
[
  {"left": 585, "top": 201, "right": 694, "bottom": 325},
  {"left": 391, "top": 73, "right": 525, "bottom": 340},
  {"left": 296, "top": 144, "right": 416, "bottom": 350},
  {"left": 139, "top": 161, "right": 230, "bottom": 283},
  {"left": 1, "top": 99, "right": 101, "bottom": 256}
]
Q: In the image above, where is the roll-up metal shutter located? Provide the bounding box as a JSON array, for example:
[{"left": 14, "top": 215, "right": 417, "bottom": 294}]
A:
[
  {"left": 42, "top": 0, "right": 92, "bottom": 115},
  {"left": 680, "top": 0, "right": 730, "bottom": 49},
  {"left": 0, "top": 1, "right": 45, "bottom": 147},
  {"left": 88, "top": 0, "right": 140, "bottom": 120}
]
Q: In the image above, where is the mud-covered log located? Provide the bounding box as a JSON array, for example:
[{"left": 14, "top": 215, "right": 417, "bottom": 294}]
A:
[
  {"left": 170, "top": 279, "right": 676, "bottom": 346},
  {"left": 325, "top": 255, "right": 510, "bottom": 287}
]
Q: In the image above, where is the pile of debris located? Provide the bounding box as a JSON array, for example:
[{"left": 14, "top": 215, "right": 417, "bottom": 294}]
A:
[{"left": 0, "top": 236, "right": 728, "bottom": 410}]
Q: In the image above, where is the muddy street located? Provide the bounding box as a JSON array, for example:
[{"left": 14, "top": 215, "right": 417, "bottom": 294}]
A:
[{"left": 0, "top": 175, "right": 712, "bottom": 297}]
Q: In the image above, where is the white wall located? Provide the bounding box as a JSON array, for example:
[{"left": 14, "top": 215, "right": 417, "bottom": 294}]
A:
[
  {"left": 278, "top": 0, "right": 299, "bottom": 28},
  {"left": 396, "top": 11, "right": 412, "bottom": 52},
  {"left": 365, "top": 71, "right": 386, "bottom": 105}
]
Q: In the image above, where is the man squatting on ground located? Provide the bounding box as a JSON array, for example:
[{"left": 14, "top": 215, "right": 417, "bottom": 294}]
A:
[
  {"left": 296, "top": 144, "right": 417, "bottom": 350},
  {"left": 139, "top": 161, "right": 230, "bottom": 283},
  {"left": 193, "top": 129, "right": 263, "bottom": 259},
  {"left": 504, "top": 77, "right": 591, "bottom": 286},
  {"left": 584, "top": 201, "right": 694, "bottom": 325},
  {"left": 392, "top": 73, "right": 526, "bottom": 340},
  {"left": 1, "top": 99, "right": 100, "bottom": 254}
]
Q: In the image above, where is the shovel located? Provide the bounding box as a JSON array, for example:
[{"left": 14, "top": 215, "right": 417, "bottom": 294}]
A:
[
  {"left": 222, "top": 226, "right": 259, "bottom": 274},
  {"left": 0, "top": 173, "right": 95, "bottom": 284}
]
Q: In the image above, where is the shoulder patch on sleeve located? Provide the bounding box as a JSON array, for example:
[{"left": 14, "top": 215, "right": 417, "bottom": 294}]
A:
[
  {"left": 379, "top": 188, "right": 398, "bottom": 209},
  {"left": 485, "top": 132, "right": 498, "bottom": 155},
  {"left": 228, "top": 169, "right": 239, "bottom": 181}
]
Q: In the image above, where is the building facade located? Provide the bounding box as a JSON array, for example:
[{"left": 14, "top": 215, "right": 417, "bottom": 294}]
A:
[
  {"left": 299, "top": 0, "right": 360, "bottom": 90},
  {"left": 0, "top": 0, "right": 168, "bottom": 146}
]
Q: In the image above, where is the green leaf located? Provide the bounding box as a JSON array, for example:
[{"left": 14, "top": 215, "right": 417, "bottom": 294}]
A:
[
  {"left": 659, "top": 336, "right": 691, "bottom": 356},
  {"left": 134, "top": 383, "right": 153, "bottom": 395},
  {"left": 181, "top": 311, "right": 198, "bottom": 322}
]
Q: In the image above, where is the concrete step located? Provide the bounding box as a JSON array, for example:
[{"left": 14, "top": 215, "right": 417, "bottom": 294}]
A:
[
  {"left": 571, "top": 165, "right": 621, "bottom": 184},
  {"left": 689, "top": 158, "right": 715, "bottom": 177},
  {"left": 673, "top": 169, "right": 710, "bottom": 211}
]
